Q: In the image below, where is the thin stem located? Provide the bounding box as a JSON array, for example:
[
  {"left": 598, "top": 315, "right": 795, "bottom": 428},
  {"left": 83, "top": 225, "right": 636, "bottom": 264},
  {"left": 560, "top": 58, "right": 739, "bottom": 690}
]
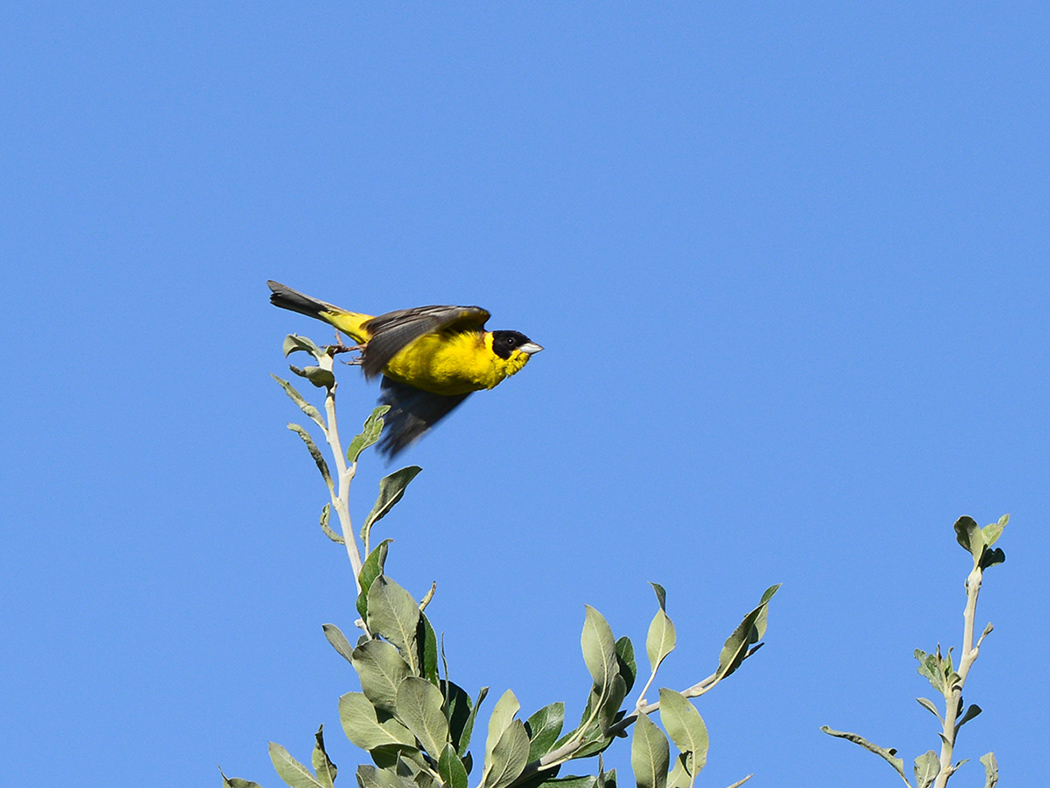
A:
[
  {"left": 635, "top": 667, "right": 660, "bottom": 711},
  {"left": 932, "top": 564, "right": 983, "bottom": 788},
  {"left": 958, "top": 566, "right": 982, "bottom": 680},
  {"left": 609, "top": 643, "right": 762, "bottom": 739},
  {"left": 317, "top": 354, "right": 364, "bottom": 595}
]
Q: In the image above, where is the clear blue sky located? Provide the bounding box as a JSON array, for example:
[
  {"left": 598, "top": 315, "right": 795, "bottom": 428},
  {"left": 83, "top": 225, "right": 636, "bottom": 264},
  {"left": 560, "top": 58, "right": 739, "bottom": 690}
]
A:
[{"left": 2, "top": 3, "right": 1047, "bottom": 786}]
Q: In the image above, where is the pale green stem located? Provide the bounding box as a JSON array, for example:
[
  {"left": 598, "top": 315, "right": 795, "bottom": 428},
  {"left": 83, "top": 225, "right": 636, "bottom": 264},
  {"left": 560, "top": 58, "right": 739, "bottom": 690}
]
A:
[
  {"left": 932, "top": 564, "right": 983, "bottom": 788},
  {"left": 317, "top": 353, "right": 363, "bottom": 594}
]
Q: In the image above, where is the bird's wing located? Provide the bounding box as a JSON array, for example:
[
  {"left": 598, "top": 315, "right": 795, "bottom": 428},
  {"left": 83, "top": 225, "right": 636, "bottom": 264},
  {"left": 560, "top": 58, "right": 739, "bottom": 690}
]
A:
[
  {"left": 377, "top": 377, "right": 471, "bottom": 458},
  {"left": 361, "top": 305, "right": 490, "bottom": 378}
]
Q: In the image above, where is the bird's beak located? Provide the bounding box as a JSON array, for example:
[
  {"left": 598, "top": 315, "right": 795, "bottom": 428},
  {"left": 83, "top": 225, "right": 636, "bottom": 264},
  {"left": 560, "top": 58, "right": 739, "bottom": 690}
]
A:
[{"left": 519, "top": 341, "right": 544, "bottom": 356}]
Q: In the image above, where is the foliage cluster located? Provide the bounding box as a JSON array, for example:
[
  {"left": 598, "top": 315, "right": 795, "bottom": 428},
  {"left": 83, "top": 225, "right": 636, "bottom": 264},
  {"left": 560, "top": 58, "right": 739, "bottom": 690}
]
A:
[
  {"left": 221, "top": 334, "right": 1006, "bottom": 788},
  {"left": 822, "top": 515, "right": 1007, "bottom": 788}
]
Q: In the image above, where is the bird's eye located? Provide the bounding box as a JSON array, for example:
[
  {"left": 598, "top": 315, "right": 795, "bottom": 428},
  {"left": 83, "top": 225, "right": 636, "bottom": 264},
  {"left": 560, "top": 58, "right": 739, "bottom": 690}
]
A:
[{"left": 506, "top": 337, "right": 516, "bottom": 345}]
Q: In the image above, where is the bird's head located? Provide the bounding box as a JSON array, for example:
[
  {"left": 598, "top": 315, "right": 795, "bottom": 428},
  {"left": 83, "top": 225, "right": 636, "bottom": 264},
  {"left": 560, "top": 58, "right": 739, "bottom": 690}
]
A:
[{"left": 491, "top": 330, "right": 543, "bottom": 367}]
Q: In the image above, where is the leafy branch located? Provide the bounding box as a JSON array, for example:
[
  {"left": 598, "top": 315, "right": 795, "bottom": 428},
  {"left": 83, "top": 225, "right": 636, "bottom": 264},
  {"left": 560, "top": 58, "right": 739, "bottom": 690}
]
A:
[
  {"left": 822, "top": 515, "right": 1007, "bottom": 788},
  {"left": 270, "top": 333, "right": 418, "bottom": 607},
  {"left": 221, "top": 334, "right": 779, "bottom": 788}
]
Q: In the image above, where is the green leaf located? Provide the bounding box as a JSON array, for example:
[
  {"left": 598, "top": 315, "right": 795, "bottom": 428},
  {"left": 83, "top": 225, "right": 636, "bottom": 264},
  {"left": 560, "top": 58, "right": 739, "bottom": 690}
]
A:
[
  {"left": 312, "top": 726, "right": 337, "bottom": 788},
  {"left": 482, "top": 719, "right": 530, "bottom": 788},
  {"left": 395, "top": 753, "right": 421, "bottom": 778},
  {"left": 352, "top": 639, "right": 412, "bottom": 714},
  {"left": 955, "top": 704, "right": 982, "bottom": 734},
  {"left": 283, "top": 334, "right": 323, "bottom": 359},
  {"left": 564, "top": 668, "right": 624, "bottom": 758},
  {"left": 367, "top": 576, "right": 421, "bottom": 673},
  {"left": 915, "top": 697, "right": 941, "bottom": 722},
  {"left": 525, "top": 702, "right": 565, "bottom": 762},
  {"left": 954, "top": 516, "right": 984, "bottom": 563},
  {"left": 356, "top": 765, "right": 415, "bottom": 788},
  {"left": 646, "top": 609, "right": 676, "bottom": 677},
  {"left": 616, "top": 637, "right": 637, "bottom": 695},
  {"left": 541, "top": 777, "right": 598, "bottom": 788},
  {"left": 348, "top": 406, "right": 391, "bottom": 464},
  {"left": 980, "top": 752, "right": 998, "bottom": 788},
  {"left": 397, "top": 677, "right": 451, "bottom": 756},
  {"left": 979, "top": 547, "right": 1006, "bottom": 570},
  {"left": 323, "top": 623, "right": 355, "bottom": 664},
  {"left": 440, "top": 681, "right": 472, "bottom": 753},
  {"left": 915, "top": 650, "right": 946, "bottom": 694},
  {"left": 290, "top": 364, "right": 336, "bottom": 389},
  {"left": 953, "top": 514, "right": 1008, "bottom": 570},
  {"left": 318, "top": 504, "right": 344, "bottom": 544},
  {"left": 218, "top": 767, "right": 265, "bottom": 788},
  {"left": 368, "top": 746, "right": 422, "bottom": 772},
  {"left": 485, "top": 690, "right": 521, "bottom": 764},
  {"left": 631, "top": 713, "right": 669, "bottom": 788},
  {"left": 272, "top": 374, "right": 327, "bottom": 431},
  {"left": 563, "top": 613, "right": 625, "bottom": 752},
  {"left": 287, "top": 423, "right": 333, "bottom": 491},
  {"left": 982, "top": 514, "right": 1008, "bottom": 549},
  {"left": 819, "top": 727, "right": 907, "bottom": 784},
  {"left": 356, "top": 540, "right": 392, "bottom": 621},
  {"left": 914, "top": 751, "right": 939, "bottom": 788},
  {"left": 394, "top": 749, "right": 438, "bottom": 788},
  {"left": 361, "top": 467, "right": 423, "bottom": 544},
  {"left": 457, "top": 686, "right": 489, "bottom": 756},
  {"left": 417, "top": 613, "right": 439, "bottom": 686},
  {"left": 269, "top": 742, "right": 324, "bottom": 788},
  {"left": 751, "top": 583, "right": 780, "bottom": 641},
  {"left": 439, "top": 744, "right": 469, "bottom": 788},
  {"left": 666, "top": 754, "right": 691, "bottom": 788},
  {"left": 650, "top": 583, "right": 667, "bottom": 611},
  {"left": 581, "top": 605, "right": 618, "bottom": 693},
  {"left": 716, "top": 585, "right": 780, "bottom": 681},
  {"left": 658, "top": 689, "right": 708, "bottom": 778},
  {"left": 420, "top": 582, "right": 436, "bottom": 612},
  {"left": 339, "top": 692, "right": 416, "bottom": 750},
  {"left": 599, "top": 675, "right": 627, "bottom": 736}
]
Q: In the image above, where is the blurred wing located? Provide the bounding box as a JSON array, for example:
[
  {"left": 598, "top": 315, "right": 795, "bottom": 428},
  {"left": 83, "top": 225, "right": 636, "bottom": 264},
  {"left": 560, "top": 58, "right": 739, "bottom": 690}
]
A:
[
  {"left": 361, "top": 305, "right": 490, "bottom": 378},
  {"left": 377, "top": 377, "right": 471, "bottom": 458}
]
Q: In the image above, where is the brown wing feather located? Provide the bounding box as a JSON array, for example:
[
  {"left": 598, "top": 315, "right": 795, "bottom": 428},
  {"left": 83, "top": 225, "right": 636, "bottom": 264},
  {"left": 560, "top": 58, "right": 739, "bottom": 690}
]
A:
[{"left": 361, "top": 305, "right": 490, "bottom": 378}]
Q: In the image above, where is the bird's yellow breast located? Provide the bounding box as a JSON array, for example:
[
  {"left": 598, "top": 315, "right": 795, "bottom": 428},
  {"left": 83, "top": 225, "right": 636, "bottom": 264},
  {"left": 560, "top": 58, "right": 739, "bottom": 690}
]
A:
[{"left": 383, "top": 331, "right": 531, "bottom": 395}]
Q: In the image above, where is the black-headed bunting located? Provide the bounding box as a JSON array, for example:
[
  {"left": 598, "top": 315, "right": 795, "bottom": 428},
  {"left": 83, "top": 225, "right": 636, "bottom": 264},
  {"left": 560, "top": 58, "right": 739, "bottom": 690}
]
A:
[{"left": 268, "top": 281, "right": 542, "bottom": 457}]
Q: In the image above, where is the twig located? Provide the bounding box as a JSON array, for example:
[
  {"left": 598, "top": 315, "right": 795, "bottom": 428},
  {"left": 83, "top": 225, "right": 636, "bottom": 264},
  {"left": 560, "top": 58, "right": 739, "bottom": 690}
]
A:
[
  {"left": 516, "top": 643, "right": 764, "bottom": 783},
  {"left": 315, "top": 352, "right": 364, "bottom": 595},
  {"left": 932, "top": 564, "right": 983, "bottom": 788},
  {"left": 609, "top": 643, "right": 763, "bottom": 739}
]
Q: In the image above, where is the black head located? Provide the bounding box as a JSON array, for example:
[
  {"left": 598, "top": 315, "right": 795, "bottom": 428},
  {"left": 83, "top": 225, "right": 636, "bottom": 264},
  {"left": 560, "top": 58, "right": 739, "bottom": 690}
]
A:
[{"left": 491, "top": 330, "right": 539, "bottom": 360}]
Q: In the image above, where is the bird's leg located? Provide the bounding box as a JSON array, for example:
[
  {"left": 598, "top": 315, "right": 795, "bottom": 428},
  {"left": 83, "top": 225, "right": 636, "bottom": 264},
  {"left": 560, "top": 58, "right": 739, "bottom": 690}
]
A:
[{"left": 330, "top": 331, "right": 366, "bottom": 365}]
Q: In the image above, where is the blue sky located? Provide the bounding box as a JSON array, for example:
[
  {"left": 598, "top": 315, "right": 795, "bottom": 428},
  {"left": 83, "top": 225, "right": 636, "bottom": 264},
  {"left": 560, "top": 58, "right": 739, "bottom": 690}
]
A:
[{"left": 2, "top": 3, "right": 1048, "bottom": 786}]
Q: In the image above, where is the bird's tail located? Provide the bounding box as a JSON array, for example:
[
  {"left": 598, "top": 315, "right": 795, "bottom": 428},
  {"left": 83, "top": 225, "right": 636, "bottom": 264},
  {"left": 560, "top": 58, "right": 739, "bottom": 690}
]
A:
[{"left": 267, "top": 280, "right": 374, "bottom": 343}]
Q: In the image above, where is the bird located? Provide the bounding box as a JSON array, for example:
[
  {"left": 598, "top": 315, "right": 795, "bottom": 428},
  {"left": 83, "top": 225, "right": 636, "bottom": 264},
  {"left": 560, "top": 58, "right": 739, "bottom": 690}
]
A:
[{"left": 267, "top": 280, "right": 543, "bottom": 458}]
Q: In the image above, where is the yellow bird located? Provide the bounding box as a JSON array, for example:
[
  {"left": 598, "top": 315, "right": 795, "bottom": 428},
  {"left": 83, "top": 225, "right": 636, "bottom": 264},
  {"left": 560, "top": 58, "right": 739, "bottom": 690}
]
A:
[{"left": 268, "top": 280, "right": 543, "bottom": 457}]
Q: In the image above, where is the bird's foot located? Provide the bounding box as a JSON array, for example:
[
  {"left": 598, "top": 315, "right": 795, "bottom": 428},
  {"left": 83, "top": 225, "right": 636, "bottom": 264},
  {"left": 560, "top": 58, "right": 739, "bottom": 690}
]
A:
[{"left": 330, "top": 333, "right": 365, "bottom": 365}]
